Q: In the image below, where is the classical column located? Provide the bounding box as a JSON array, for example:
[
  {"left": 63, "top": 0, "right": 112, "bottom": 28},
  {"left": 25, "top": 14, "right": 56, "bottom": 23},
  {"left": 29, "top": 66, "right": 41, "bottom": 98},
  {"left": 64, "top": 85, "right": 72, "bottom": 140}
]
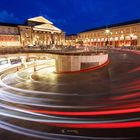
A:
[{"left": 137, "top": 35, "right": 140, "bottom": 49}]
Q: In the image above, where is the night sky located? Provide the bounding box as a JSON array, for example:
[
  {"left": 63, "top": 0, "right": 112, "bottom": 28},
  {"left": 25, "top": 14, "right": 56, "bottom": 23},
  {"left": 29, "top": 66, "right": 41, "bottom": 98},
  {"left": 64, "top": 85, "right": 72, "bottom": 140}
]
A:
[{"left": 0, "top": 0, "right": 140, "bottom": 34}]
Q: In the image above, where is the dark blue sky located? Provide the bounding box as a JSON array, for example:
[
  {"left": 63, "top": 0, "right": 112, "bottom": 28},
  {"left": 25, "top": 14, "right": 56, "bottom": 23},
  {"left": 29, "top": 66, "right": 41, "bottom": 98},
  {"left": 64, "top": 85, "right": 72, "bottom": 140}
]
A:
[{"left": 0, "top": 0, "right": 140, "bottom": 34}]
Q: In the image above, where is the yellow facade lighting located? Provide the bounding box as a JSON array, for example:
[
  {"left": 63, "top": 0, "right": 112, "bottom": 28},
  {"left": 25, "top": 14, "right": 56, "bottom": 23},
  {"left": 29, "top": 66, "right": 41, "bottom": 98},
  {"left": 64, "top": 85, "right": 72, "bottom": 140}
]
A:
[
  {"left": 130, "top": 34, "right": 134, "bottom": 38},
  {"left": 105, "top": 29, "right": 110, "bottom": 34}
]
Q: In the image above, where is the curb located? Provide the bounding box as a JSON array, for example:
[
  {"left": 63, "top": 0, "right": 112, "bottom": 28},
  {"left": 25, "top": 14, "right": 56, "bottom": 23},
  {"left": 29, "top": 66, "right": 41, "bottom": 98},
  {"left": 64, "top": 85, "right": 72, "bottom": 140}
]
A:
[{"left": 57, "top": 59, "right": 109, "bottom": 74}]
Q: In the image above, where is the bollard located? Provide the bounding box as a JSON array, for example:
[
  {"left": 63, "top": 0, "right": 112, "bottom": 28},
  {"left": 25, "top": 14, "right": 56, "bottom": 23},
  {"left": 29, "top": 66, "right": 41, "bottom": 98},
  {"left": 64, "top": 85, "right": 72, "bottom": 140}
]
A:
[
  {"left": 17, "top": 66, "right": 19, "bottom": 71},
  {"left": 34, "top": 66, "right": 36, "bottom": 72}
]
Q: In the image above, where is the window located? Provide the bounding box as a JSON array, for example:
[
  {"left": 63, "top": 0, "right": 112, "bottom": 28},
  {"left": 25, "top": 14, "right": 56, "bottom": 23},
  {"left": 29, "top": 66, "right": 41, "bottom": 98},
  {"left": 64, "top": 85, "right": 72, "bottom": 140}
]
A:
[
  {"left": 126, "top": 28, "right": 130, "bottom": 33},
  {"left": 132, "top": 27, "right": 137, "bottom": 32}
]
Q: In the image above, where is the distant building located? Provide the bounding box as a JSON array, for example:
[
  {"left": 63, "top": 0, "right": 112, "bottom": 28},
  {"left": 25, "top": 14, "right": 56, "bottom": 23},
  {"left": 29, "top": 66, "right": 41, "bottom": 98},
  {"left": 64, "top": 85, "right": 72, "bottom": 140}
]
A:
[
  {"left": 78, "top": 19, "right": 140, "bottom": 47},
  {"left": 65, "top": 34, "right": 78, "bottom": 46},
  {"left": 0, "top": 16, "right": 65, "bottom": 48}
]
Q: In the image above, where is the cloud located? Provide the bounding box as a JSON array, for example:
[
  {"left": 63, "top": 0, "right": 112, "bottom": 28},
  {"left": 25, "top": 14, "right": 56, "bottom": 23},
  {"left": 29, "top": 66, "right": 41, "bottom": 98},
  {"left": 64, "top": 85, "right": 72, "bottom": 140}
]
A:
[{"left": 0, "top": 10, "right": 20, "bottom": 23}]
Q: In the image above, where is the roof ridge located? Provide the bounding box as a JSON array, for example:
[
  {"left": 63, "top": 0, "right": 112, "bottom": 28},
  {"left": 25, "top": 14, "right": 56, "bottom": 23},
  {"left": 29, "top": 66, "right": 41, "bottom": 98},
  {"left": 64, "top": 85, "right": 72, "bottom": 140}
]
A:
[{"left": 80, "top": 18, "right": 140, "bottom": 33}]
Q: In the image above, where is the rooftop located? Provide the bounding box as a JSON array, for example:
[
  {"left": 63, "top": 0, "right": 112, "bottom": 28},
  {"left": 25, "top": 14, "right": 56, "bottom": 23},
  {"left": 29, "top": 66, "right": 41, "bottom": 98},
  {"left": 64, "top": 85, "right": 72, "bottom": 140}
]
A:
[
  {"left": 0, "top": 22, "right": 22, "bottom": 27},
  {"left": 80, "top": 19, "right": 140, "bottom": 33},
  {"left": 28, "top": 16, "right": 53, "bottom": 24},
  {"left": 66, "top": 34, "right": 77, "bottom": 36}
]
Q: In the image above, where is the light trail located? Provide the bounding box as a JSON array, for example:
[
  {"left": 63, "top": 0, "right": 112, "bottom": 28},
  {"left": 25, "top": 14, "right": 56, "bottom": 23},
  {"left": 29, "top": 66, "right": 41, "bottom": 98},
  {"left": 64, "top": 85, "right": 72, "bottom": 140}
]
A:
[
  {"left": 0, "top": 51, "right": 140, "bottom": 139},
  {"left": 0, "top": 121, "right": 129, "bottom": 140}
]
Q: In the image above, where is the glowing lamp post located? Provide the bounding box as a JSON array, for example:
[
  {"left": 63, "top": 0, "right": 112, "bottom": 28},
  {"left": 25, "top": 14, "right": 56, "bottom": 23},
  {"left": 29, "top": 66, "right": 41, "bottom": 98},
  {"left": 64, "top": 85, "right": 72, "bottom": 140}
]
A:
[
  {"left": 105, "top": 29, "right": 110, "bottom": 48},
  {"left": 105, "top": 29, "right": 110, "bottom": 34},
  {"left": 130, "top": 34, "right": 134, "bottom": 49}
]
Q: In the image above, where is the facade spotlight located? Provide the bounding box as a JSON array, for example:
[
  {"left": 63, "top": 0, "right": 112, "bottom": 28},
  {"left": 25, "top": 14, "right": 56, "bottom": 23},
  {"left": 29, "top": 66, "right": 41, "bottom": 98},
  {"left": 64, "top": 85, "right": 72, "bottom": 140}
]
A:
[
  {"left": 105, "top": 29, "right": 110, "bottom": 34},
  {"left": 130, "top": 34, "right": 134, "bottom": 38}
]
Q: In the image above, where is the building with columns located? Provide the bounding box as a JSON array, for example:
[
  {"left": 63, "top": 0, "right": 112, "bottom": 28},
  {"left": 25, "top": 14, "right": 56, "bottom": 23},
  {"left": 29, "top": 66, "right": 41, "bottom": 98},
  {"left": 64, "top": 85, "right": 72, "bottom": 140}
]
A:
[
  {"left": 78, "top": 19, "right": 140, "bottom": 47},
  {"left": 0, "top": 16, "right": 65, "bottom": 48}
]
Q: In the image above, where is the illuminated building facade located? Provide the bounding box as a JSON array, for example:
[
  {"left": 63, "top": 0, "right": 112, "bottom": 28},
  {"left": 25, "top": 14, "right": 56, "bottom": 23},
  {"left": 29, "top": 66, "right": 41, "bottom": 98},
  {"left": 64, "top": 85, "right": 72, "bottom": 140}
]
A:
[
  {"left": 78, "top": 19, "right": 140, "bottom": 47},
  {"left": 65, "top": 34, "right": 78, "bottom": 46},
  {"left": 0, "top": 16, "right": 65, "bottom": 48}
]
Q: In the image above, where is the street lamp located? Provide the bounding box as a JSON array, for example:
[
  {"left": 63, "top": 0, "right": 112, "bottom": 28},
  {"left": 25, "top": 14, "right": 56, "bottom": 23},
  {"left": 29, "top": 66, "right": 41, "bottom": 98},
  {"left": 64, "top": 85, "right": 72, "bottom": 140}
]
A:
[
  {"left": 105, "top": 29, "right": 110, "bottom": 48},
  {"left": 130, "top": 34, "right": 134, "bottom": 49},
  {"left": 105, "top": 29, "right": 110, "bottom": 34}
]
